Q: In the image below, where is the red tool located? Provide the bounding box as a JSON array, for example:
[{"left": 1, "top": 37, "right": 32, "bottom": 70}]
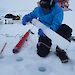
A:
[{"left": 13, "top": 29, "right": 31, "bottom": 54}]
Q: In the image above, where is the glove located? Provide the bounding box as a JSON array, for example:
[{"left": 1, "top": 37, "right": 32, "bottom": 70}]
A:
[
  {"left": 38, "top": 29, "right": 46, "bottom": 37},
  {"left": 22, "top": 16, "right": 27, "bottom": 25}
]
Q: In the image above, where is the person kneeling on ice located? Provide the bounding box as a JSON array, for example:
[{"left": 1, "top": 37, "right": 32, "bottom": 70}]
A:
[{"left": 22, "top": 0, "right": 72, "bottom": 63}]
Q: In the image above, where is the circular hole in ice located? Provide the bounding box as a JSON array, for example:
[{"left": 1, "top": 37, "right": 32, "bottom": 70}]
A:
[
  {"left": 38, "top": 67, "right": 46, "bottom": 72},
  {"left": 16, "top": 57, "right": 23, "bottom": 62}
]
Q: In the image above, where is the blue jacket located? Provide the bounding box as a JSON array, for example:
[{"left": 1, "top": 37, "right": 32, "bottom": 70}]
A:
[{"left": 22, "top": 2, "right": 63, "bottom": 31}]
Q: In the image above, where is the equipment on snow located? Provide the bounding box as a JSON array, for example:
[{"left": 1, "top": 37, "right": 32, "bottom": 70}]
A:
[
  {"left": 0, "top": 42, "right": 7, "bottom": 55},
  {"left": 13, "top": 30, "right": 31, "bottom": 54},
  {"left": 0, "top": 16, "right": 21, "bottom": 24},
  {"left": 0, "top": 42, "right": 7, "bottom": 59},
  {"left": 5, "top": 18, "right": 14, "bottom": 24},
  {"left": 5, "top": 14, "right": 20, "bottom": 20}
]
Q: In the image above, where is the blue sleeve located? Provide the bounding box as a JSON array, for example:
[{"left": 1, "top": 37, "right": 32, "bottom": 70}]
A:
[
  {"left": 50, "top": 9, "right": 63, "bottom": 31},
  {"left": 22, "top": 8, "right": 38, "bottom": 25}
]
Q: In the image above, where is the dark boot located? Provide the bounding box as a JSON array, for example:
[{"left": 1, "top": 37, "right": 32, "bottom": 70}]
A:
[
  {"left": 56, "top": 46, "right": 69, "bottom": 63},
  {"left": 37, "top": 36, "right": 52, "bottom": 57}
]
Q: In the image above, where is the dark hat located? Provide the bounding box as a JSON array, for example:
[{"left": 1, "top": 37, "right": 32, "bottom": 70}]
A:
[{"left": 40, "top": 0, "right": 54, "bottom": 9}]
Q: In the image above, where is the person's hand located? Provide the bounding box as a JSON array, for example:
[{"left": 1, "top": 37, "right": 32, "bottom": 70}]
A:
[{"left": 22, "top": 16, "right": 27, "bottom": 25}]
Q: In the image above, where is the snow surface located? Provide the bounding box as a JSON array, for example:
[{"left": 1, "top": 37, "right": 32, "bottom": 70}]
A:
[{"left": 0, "top": 0, "right": 75, "bottom": 75}]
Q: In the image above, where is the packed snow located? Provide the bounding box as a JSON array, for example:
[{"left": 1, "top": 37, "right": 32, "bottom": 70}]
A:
[{"left": 0, "top": 0, "right": 75, "bottom": 75}]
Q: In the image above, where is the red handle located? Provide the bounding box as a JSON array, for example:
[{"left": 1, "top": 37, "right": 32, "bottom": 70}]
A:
[{"left": 16, "top": 30, "right": 30, "bottom": 49}]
